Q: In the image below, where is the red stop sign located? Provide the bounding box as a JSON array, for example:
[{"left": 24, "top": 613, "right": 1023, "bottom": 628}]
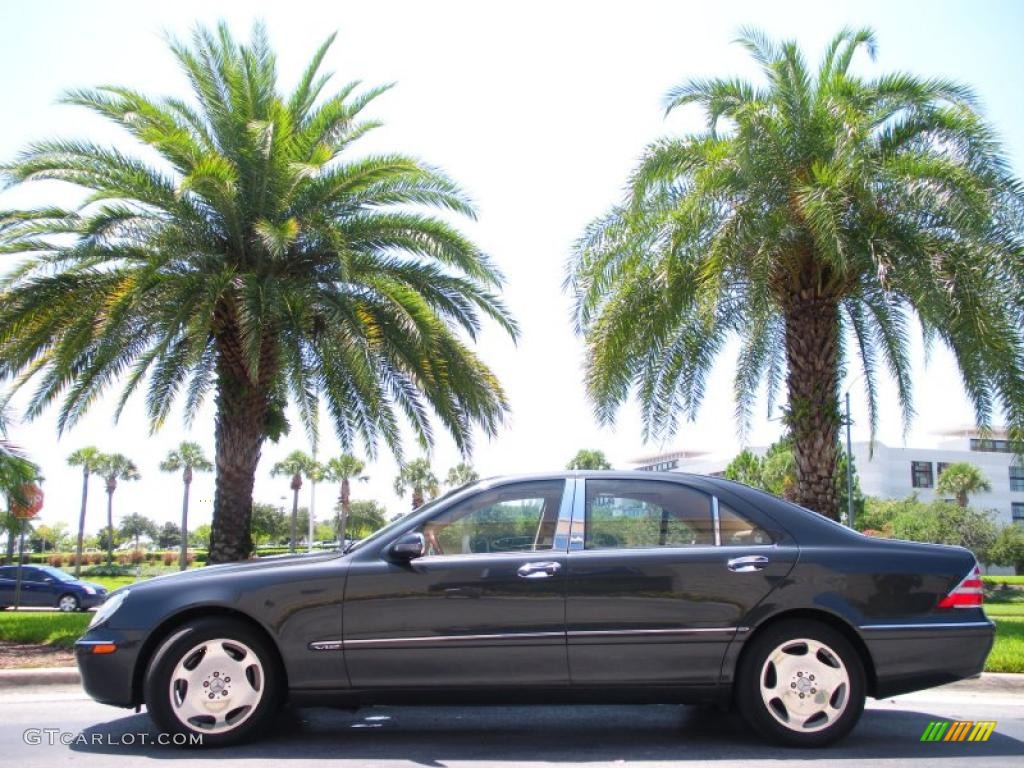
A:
[{"left": 11, "top": 483, "right": 43, "bottom": 519}]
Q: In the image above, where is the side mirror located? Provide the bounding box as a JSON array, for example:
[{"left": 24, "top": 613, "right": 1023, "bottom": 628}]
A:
[{"left": 389, "top": 532, "right": 426, "bottom": 561}]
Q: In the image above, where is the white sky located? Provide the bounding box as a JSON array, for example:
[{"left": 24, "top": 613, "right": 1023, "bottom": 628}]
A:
[{"left": 1, "top": 0, "right": 1022, "bottom": 535}]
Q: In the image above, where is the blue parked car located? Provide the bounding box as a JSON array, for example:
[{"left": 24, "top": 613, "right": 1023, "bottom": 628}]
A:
[{"left": 0, "top": 564, "right": 108, "bottom": 611}]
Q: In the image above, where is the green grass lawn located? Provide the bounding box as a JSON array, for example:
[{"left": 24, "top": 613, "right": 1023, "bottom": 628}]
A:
[
  {"left": 988, "top": 617, "right": 1024, "bottom": 673},
  {"left": 983, "top": 575, "right": 1024, "bottom": 586},
  {"left": 87, "top": 575, "right": 143, "bottom": 591},
  {"left": 0, "top": 611, "right": 91, "bottom": 648}
]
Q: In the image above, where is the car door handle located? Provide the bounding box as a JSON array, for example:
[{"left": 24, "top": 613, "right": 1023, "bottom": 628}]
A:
[
  {"left": 517, "top": 561, "right": 561, "bottom": 579},
  {"left": 727, "top": 555, "right": 770, "bottom": 572}
]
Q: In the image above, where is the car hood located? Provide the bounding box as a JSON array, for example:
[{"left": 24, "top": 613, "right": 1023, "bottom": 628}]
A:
[{"left": 124, "top": 551, "right": 344, "bottom": 589}]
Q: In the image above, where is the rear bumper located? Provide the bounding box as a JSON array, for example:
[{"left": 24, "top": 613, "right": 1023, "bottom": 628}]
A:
[{"left": 861, "top": 620, "right": 995, "bottom": 698}]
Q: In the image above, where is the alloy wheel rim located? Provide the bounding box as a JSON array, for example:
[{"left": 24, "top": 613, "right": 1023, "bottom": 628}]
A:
[
  {"left": 759, "top": 637, "right": 850, "bottom": 733},
  {"left": 168, "top": 638, "right": 264, "bottom": 734},
  {"left": 58, "top": 595, "right": 77, "bottom": 611}
]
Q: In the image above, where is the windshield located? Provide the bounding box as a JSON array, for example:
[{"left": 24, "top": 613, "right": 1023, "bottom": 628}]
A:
[
  {"left": 38, "top": 566, "right": 75, "bottom": 582},
  {"left": 346, "top": 484, "right": 473, "bottom": 553}
]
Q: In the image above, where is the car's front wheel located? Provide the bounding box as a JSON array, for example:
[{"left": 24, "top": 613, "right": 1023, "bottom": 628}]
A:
[
  {"left": 143, "top": 617, "right": 283, "bottom": 747},
  {"left": 57, "top": 594, "right": 79, "bottom": 612},
  {"left": 736, "top": 619, "right": 865, "bottom": 747}
]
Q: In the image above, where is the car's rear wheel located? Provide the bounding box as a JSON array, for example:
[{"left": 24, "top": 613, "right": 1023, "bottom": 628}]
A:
[
  {"left": 57, "top": 594, "right": 79, "bottom": 612},
  {"left": 736, "top": 619, "right": 865, "bottom": 747},
  {"left": 143, "top": 617, "right": 283, "bottom": 747}
]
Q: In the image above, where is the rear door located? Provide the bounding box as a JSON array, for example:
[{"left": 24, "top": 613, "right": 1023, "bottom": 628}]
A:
[{"left": 566, "top": 477, "right": 797, "bottom": 686}]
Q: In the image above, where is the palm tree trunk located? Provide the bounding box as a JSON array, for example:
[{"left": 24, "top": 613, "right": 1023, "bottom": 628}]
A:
[
  {"left": 339, "top": 477, "right": 350, "bottom": 543},
  {"left": 412, "top": 487, "right": 424, "bottom": 510},
  {"left": 209, "top": 324, "right": 271, "bottom": 564},
  {"left": 785, "top": 296, "right": 841, "bottom": 520},
  {"left": 74, "top": 468, "right": 88, "bottom": 577},
  {"left": 180, "top": 474, "right": 191, "bottom": 571},
  {"left": 105, "top": 489, "right": 114, "bottom": 566},
  {"left": 957, "top": 491, "right": 968, "bottom": 508},
  {"left": 290, "top": 486, "right": 299, "bottom": 553}
]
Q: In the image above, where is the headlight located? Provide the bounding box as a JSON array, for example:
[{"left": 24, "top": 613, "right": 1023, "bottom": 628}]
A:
[
  {"left": 81, "top": 585, "right": 96, "bottom": 595},
  {"left": 89, "top": 590, "right": 128, "bottom": 629}
]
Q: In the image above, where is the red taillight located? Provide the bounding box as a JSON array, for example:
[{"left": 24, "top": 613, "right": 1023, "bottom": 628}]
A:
[{"left": 937, "top": 564, "right": 984, "bottom": 609}]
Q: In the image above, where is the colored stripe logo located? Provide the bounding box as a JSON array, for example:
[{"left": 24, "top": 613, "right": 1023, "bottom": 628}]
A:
[{"left": 920, "top": 721, "right": 996, "bottom": 742}]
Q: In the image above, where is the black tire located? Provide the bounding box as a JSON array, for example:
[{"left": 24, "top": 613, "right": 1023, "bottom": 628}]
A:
[
  {"left": 57, "top": 593, "right": 80, "bottom": 612},
  {"left": 735, "top": 619, "right": 866, "bottom": 747},
  {"left": 143, "top": 617, "right": 284, "bottom": 747}
]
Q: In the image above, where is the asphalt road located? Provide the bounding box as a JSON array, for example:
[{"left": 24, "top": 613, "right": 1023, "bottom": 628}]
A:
[{"left": 1, "top": 684, "right": 1021, "bottom": 767}]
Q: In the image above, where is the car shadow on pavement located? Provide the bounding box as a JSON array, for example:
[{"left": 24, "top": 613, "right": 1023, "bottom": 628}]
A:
[{"left": 69, "top": 704, "right": 1024, "bottom": 762}]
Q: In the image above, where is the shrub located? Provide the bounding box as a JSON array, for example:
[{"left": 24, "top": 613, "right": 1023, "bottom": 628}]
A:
[
  {"left": 162, "top": 551, "right": 175, "bottom": 566},
  {"left": 48, "top": 554, "right": 64, "bottom": 567},
  {"left": 129, "top": 549, "right": 144, "bottom": 565},
  {"left": 88, "top": 553, "right": 103, "bottom": 565}
]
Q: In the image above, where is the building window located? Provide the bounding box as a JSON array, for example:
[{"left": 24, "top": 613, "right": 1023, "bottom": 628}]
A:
[
  {"left": 971, "top": 438, "right": 1024, "bottom": 453},
  {"left": 937, "top": 462, "right": 951, "bottom": 478},
  {"left": 1010, "top": 466, "right": 1024, "bottom": 493},
  {"left": 1013, "top": 503, "right": 1024, "bottom": 525},
  {"left": 911, "top": 461, "right": 934, "bottom": 489},
  {"left": 637, "top": 459, "right": 679, "bottom": 472}
]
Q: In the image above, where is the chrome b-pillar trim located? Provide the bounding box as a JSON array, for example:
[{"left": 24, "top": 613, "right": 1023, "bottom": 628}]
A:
[
  {"left": 711, "top": 495, "right": 721, "bottom": 546},
  {"left": 552, "top": 477, "right": 575, "bottom": 552},
  {"left": 569, "top": 477, "right": 586, "bottom": 551}
]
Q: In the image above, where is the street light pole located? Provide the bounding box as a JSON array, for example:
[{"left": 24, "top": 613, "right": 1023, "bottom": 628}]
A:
[{"left": 845, "top": 390, "right": 855, "bottom": 530}]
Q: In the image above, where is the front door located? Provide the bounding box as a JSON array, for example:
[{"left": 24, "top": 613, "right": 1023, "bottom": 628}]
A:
[
  {"left": 566, "top": 477, "right": 797, "bottom": 687},
  {"left": 343, "top": 478, "right": 573, "bottom": 689}
]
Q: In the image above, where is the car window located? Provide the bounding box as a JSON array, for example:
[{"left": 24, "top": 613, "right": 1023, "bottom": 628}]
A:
[
  {"left": 718, "top": 502, "right": 773, "bottom": 545},
  {"left": 0, "top": 567, "right": 13, "bottom": 579},
  {"left": 585, "top": 479, "right": 714, "bottom": 549},
  {"left": 420, "top": 480, "right": 564, "bottom": 555},
  {"left": 20, "top": 567, "right": 43, "bottom": 582},
  {"left": 37, "top": 566, "right": 73, "bottom": 582}
]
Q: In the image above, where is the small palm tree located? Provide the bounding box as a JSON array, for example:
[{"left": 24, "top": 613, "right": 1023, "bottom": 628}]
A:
[
  {"left": 118, "top": 512, "right": 158, "bottom": 551},
  {"left": 0, "top": 22, "right": 515, "bottom": 563},
  {"left": 321, "top": 454, "right": 367, "bottom": 544},
  {"left": 160, "top": 442, "right": 213, "bottom": 569},
  {"left": 394, "top": 458, "right": 439, "bottom": 511},
  {"left": 445, "top": 462, "right": 479, "bottom": 487},
  {"left": 936, "top": 462, "right": 991, "bottom": 508},
  {"left": 568, "top": 28, "right": 1024, "bottom": 520},
  {"left": 66, "top": 446, "right": 105, "bottom": 576},
  {"left": 567, "top": 449, "right": 611, "bottom": 470},
  {"left": 95, "top": 453, "right": 140, "bottom": 565},
  {"left": 271, "top": 451, "right": 319, "bottom": 552}
]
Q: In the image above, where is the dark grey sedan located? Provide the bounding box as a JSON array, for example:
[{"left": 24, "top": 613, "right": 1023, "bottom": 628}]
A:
[{"left": 75, "top": 472, "right": 994, "bottom": 748}]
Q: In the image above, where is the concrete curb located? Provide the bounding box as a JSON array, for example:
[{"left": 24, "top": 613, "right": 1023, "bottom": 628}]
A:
[
  {"left": 0, "top": 666, "right": 80, "bottom": 688},
  {"left": 0, "top": 665, "right": 1019, "bottom": 693}
]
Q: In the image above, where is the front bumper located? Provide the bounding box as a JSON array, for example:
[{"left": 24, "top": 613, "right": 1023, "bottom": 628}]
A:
[
  {"left": 862, "top": 619, "right": 995, "bottom": 698},
  {"left": 78, "top": 593, "right": 107, "bottom": 610},
  {"left": 74, "top": 627, "right": 146, "bottom": 708}
]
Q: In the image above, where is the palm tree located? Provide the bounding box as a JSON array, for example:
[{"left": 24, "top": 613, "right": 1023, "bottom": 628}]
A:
[
  {"left": 271, "top": 450, "right": 318, "bottom": 552},
  {"left": 160, "top": 441, "right": 213, "bottom": 569},
  {"left": 0, "top": 22, "right": 515, "bottom": 562},
  {"left": 445, "top": 462, "right": 479, "bottom": 487},
  {"left": 394, "top": 458, "right": 439, "bottom": 511},
  {"left": 95, "top": 453, "right": 140, "bottom": 565},
  {"left": 321, "top": 454, "right": 367, "bottom": 544},
  {"left": 568, "top": 28, "right": 1024, "bottom": 520},
  {"left": 936, "top": 462, "right": 992, "bottom": 508},
  {"left": 566, "top": 449, "right": 611, "bottom": 470},
  {"left": 66, "top": 446, "right": 104, "bottom": 576}
]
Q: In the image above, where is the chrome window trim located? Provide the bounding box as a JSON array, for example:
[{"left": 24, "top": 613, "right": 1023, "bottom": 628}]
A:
[{"left": 859, "top": 621, "right": 994, "bottom": 631}]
